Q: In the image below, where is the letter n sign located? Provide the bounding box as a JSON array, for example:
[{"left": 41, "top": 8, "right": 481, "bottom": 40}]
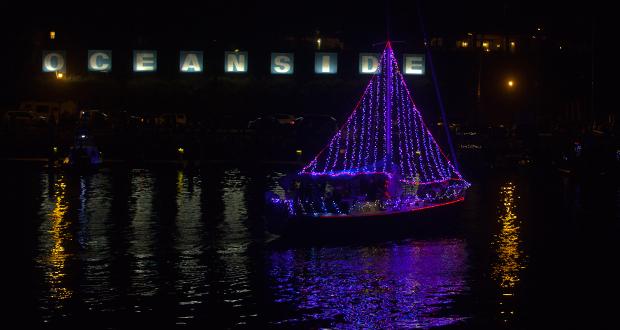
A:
[
  {"left": 42, "top": 51, "right": 66, "bottom": 72},
  {"left": 271, "top": 53, "right": 294, "bottom": 74},
  {"left": 403, "top": 54, "right": 425, "bottom": 75},
  {"left": 225, "top": 51, "right": 248, "bottom": 73}
]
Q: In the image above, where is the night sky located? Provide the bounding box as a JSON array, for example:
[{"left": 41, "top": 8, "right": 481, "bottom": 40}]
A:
[
  {"left": 0, "top": 1, "right": 599, "bottom": 112},
  {"left": 5, "top": 1, "right": 593, "bottom": 44}
]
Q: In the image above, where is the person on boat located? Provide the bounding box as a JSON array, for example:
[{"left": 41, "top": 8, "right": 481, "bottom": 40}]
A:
[
  {"left": 297, "top": 178, "right": 311, "bottom": 202},
  {"left": 412, "top": 174, "right": 420, "bottom": 194},
  {"left": 387, "top": 170, "right": 403, "bottom": 200},
  {"left": 324, "top": 182, "right": 334, "bottom": 200},
  {"left": 285, "top": 179, "right": 300, "bottom": 201}
]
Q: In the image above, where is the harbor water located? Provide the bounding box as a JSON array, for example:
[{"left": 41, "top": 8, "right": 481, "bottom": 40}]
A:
[{"left": 5, "top": 163, "right": 619, "bottom": 328}]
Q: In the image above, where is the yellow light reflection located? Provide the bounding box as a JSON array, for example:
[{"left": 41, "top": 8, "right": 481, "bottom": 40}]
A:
[
  {"left": 492, "top": 181, "right": 526, "bottom": 322},
  {"left": 47, "top": 175, "right": 73, "bottom": 300},
  {"left": 493, "top": 182, "right": 523, "bottom": 288},
  {"left": 177, "top": 170, "right": 184, "bottom": 193}
]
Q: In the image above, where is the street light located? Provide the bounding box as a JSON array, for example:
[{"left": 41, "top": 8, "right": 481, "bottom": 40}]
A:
[{"left": 507, "top": 80, "right": 514, "bottom": 87}]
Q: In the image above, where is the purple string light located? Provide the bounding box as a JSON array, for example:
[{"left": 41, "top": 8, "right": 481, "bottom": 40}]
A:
[{"left": 300, "top": 43, "right": 466, "bottom": 185}]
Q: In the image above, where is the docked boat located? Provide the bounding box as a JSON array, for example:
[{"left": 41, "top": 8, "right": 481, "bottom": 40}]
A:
[
  {"left": 63, "top": 129, "right": 103, "bottom": 171},
  {"left": 266, "top": 42, "right": 470, "bottom": 235}
]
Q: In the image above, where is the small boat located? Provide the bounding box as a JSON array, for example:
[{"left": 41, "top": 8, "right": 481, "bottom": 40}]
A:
[
  {"left": 63, "top": 130, "right": 103, "bottom": 171},
  {"left": 266, "top": 42, "right": 470, "bottom": 235}
]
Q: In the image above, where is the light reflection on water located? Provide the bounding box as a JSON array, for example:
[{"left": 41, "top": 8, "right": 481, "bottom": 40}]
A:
[
  {"left": 174, "top": 170, "right": 207, "bottom": 325},
  {"left": 492, "top": 181, "right": 526, "bottom": 323},
  {"left": 217, "top": 169, "right": 259, "bottom": 326},
  {"left": 29, "top": 167, "right": 535, "bottom": 328},
  {"left": 79, "top": 174, "right": 114, "bottom": 311},
  {"left": 266, "top": 171, "right": 286, "bottom": 198},
  {"left": 268, "top": 239, "right": 469, "bottom": 328},
  {"left": 38, "top": 174, "right": 72, "bottom": 305},
  {"left": 128, "top": 169, "right": 159, "bottom": 303}
]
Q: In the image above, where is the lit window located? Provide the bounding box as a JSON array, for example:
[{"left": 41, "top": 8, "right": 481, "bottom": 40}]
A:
[
  {"left": 50, "top": 31, "right": 56, "bottom": 40},
  {"left": 461, "top": 41, "right": 468, "bottom": 47},
  {"left": 482, "top": 41, "right": 489, "bottom": 48}
]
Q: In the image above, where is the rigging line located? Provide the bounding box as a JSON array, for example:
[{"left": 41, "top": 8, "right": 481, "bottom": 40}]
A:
[
  {"left": 416, "top": 0, "right": 460, "bottom": 171},
  {"left": 385, "top": 0, "right": 391, "bottom": 41}
]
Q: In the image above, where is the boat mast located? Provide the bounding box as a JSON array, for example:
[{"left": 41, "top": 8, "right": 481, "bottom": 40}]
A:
[
  {"left": 385, "top": 42, "right": 393, "bottom": 171},
  {"left": 416, "top": 2, "right": 459, "bottom": 170}
]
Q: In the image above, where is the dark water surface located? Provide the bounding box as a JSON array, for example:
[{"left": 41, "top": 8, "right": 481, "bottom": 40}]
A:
[{"left": 5, "top": 164, "right": 619, "bottom": 328}]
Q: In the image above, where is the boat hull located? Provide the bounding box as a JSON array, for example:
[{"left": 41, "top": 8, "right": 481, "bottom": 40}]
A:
[{"left": 266, "top": 198, "right": 465, "bottom": 239}]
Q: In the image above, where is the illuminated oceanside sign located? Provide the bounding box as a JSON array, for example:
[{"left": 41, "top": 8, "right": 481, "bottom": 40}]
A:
[
  {"left": 315, "top": 52, "right": 337, "bottom": 74},
  {"left": 271, "top": 53, "right": 294, "bottom": 74},
  {"left": 225, "top": 51, "right": 248, "bottom": 73},
  {"left": 41, "top": 50, "right": 424, "bottom": 75},
  {"left": 403, "top": 54, "right": 425, "bottom": 75},
  {"left": 42, "top": 51, "right": 66, "bottom": 72},
  {"left": 88, "top": 50, "right": 112, "bottom": 72},
  {"left": 359, "top": 53, "right": 380, "bottom": 74},
  {"left": 133, "top": 50, "right": 157, "bottom": 72},
  {"left": 180, "top": 51, "right": 203, "bottom": 72}
]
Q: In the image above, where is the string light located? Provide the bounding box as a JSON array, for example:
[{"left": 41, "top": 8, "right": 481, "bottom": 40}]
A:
[
  {"left": 301, "top": 43, "right": 466, "bottom": 183},
  {"left": 278, "top": 43, "right": 470, "bottom": 217}
]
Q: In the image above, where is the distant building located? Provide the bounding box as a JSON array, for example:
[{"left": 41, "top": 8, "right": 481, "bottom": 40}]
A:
[
  {"left": 283, "top": 35, "right": 344, "bottom": 51},
  {"left": 427, "top": 33, "right": 519, "bottom": 53}
]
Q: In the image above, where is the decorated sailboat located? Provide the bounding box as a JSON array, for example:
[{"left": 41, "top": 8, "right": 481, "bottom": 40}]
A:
[{"left": 266, "top": 42, "right": 470, "bottom": 234}]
